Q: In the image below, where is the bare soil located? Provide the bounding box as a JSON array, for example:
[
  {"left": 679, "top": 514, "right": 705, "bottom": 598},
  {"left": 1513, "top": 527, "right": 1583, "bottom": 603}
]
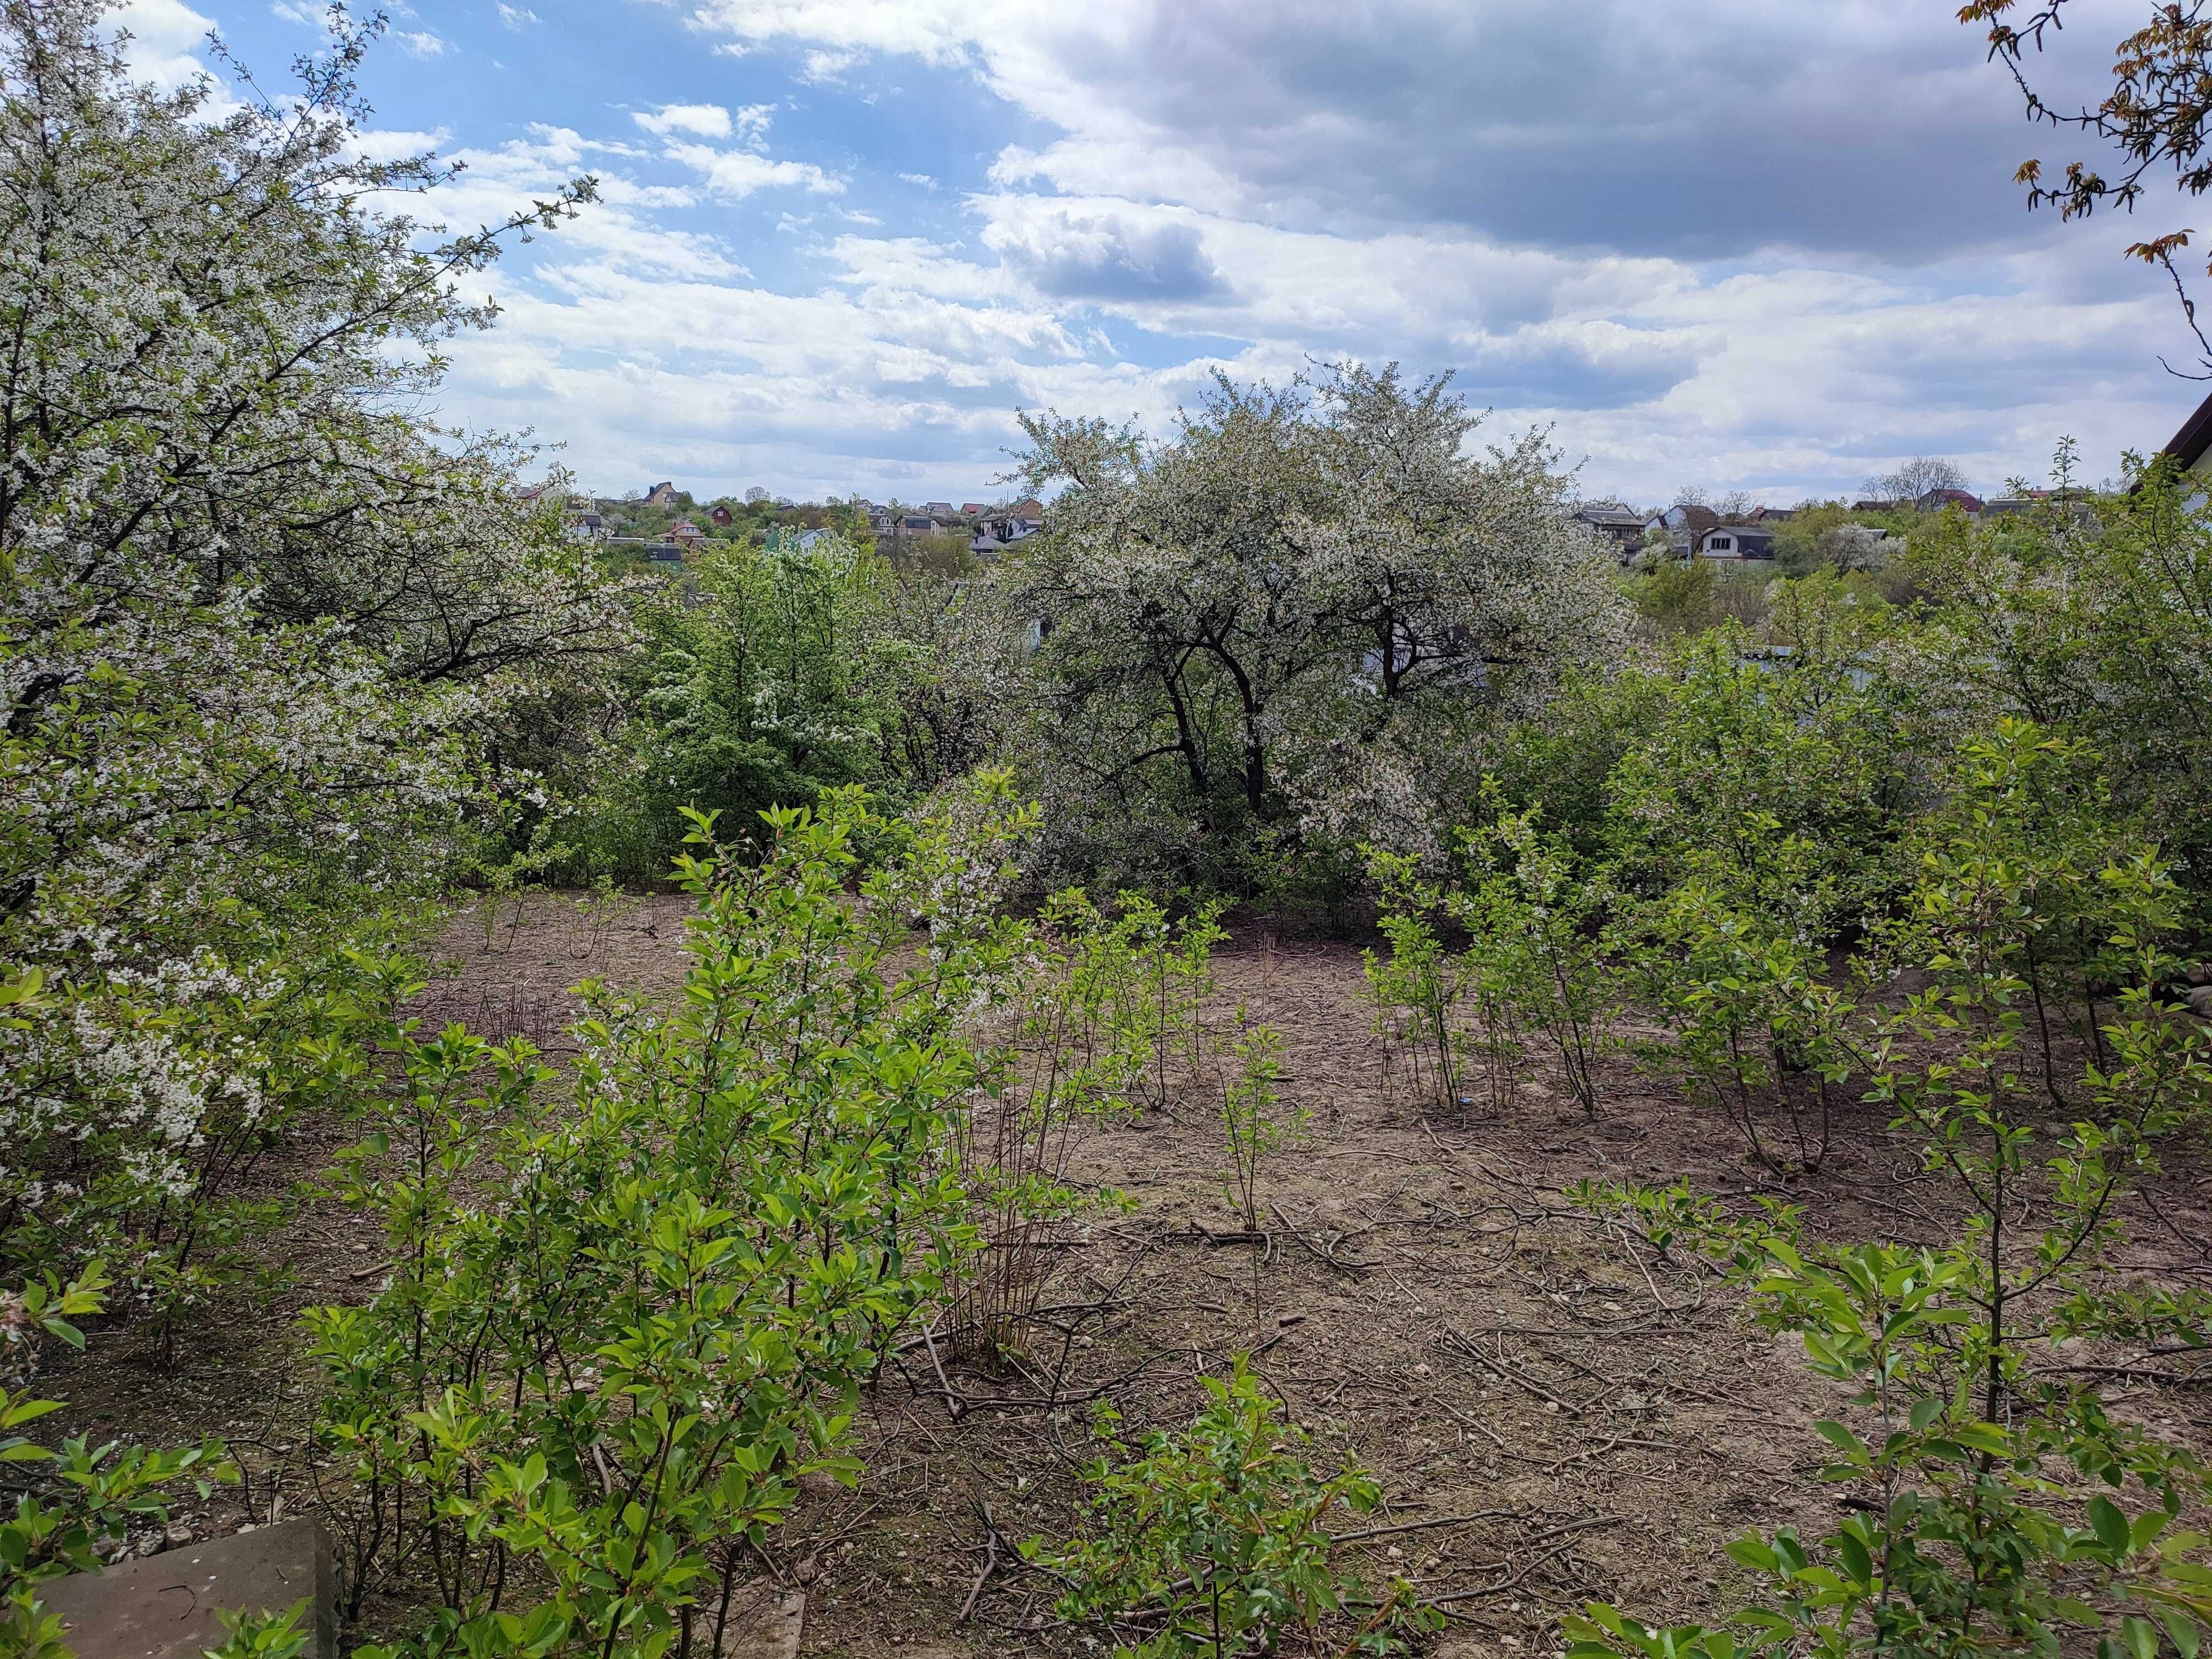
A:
[{"left": 37, "top": 894, "right": 2212, "bottom": 1659}]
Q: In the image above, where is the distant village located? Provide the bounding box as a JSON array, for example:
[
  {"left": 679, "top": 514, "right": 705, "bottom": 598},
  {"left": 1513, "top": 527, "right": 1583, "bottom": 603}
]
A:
[
  {"left": 526, "top": 469, "right": 2082, "bottom": 585},
  {"left": 1569, "top": 483, "right": 2068, "bottom": 567},
  {"left": 520, "top": 479, "right": 1046, "bottom": 570}
]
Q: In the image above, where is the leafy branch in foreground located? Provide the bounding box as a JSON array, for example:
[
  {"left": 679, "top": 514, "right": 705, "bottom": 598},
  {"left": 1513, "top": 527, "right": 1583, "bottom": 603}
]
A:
[{"left": 2, "top": 1262, "right": 235, "bottom": 1659}]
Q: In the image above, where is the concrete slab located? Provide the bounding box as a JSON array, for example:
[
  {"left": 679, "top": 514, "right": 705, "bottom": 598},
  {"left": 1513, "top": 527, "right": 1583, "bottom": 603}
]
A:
[
  {"left": 716, "top": 1583, "right": 804, "bottom": 1659},
  {"left": 35, "top": 1522, "right": 337, "bottom": 1659}
]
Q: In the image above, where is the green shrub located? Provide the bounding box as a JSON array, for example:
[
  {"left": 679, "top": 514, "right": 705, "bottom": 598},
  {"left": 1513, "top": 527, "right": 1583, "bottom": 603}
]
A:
[
  {"left": 1569, "top": 724, "right": 2212, "bottom": 1659},
  {"left": 1028, "top": 1359, "right": 1436, "bottom": 1657},
  {"left": 308, "top": 782, "right": 1036, "bottom": 1658}
]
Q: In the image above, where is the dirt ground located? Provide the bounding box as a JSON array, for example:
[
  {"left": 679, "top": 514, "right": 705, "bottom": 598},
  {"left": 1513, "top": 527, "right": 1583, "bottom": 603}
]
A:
[{"left": 37, "top": 891, "right": 2212, "bottom": 1658}]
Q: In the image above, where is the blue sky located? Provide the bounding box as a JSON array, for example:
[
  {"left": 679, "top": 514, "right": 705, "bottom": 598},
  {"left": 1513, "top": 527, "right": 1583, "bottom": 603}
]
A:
[{"left": 123, "top": 0, "right": 2206, "bottom": 507}]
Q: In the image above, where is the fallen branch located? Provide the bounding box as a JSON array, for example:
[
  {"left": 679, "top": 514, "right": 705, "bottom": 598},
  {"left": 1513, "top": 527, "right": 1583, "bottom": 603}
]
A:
[
  {"left": 1422, "top": 1516, "right": 1622, "bottom": 1608},
  {"left": 1438, "top": 1328, "right": 1584, "bottom": 1417},
  {"left": 959, "top": 1504, "right": 1001, "bottom": 1623},
  {"left": 1331, "top": 1507, "right": 1524, "bottom": 1545}
]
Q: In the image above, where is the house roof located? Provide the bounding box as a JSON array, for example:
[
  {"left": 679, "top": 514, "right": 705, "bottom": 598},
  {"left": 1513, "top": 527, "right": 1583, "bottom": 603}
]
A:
[
  {"left": 1702, "top": 524, "right": 1776, "bottom": 547},
  {"left": 1574, "top": 505, "right": 1645, "bottom": 527},
  {"left": 2162, "top": 389, "right": 2212, "bottom": 470},
  {"left": 1655, "top": 504, "right": 1720, "bottom": 535},
  {"left": 1916, "top": 488, "right": 1985, "bottom": 512}
]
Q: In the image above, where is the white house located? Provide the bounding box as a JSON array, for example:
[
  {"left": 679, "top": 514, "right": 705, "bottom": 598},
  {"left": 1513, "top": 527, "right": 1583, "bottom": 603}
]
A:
[{"left": 1693, "top": 524, "right": 1777, "bottom": 561}]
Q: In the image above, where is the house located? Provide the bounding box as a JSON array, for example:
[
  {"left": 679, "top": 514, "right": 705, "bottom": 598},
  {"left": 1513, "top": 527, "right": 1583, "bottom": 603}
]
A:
[
  {"left": 642, "top": 481, "right": 678, "bottom": 508},
  {"left": 2152, "top": 389, "right": 2212, "bottom": 508},
  {"left": 922, "top": 500, "right": 954, "bottom": 517},
  {"left": 1644, "top": 503, "right": 1719, "bottom": 555},
  {"left": 566, "top": 510, "right": 606, "bottom": 542},
  {"left": 1916, "top": 488, "right": 1985, "bottom": 514},
  {"left": 1694, "top": 524, "right": 1778, "bottom": 561},
  {"left": 2163, "top": 389, "right": 2212, "bottom": 472},
  {"left": 1006, "top": 497, "right": 1046, "bottom": 520},
  {"left": 961, "top": 502, "right": 988, "bottom": 517},
  {"left": 1850, "top": 499, "right": 1897, "bottom": 513},
  {"left": 1746, "top": 506, "right": 1796, "bottom": 523},
  {"left": 666, "top": 519, "right": 706, "bottom": 549},
  {"left": 708, "top": 504, "right": 733, "bottom": 527},
  {"left": 1572, "top": 504, "right": 1646, "bottom": 561},
  {"left": 969, "top": 532, "right": 1005, "bottom": 557}
]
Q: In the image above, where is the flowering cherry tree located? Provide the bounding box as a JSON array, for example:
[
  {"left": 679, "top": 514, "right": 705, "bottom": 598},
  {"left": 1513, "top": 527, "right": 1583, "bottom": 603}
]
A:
[
  {"left": 0, "top": 0, "right": 627, "bottom": 1307},
  {"left": 1005, "top": 363, "right": 1628, "bottom": 889}
]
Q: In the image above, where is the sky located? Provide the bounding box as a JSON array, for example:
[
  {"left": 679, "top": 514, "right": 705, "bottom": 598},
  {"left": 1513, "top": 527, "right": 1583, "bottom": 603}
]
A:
[{"left": 120, "top": 0, "right": 2212, "bottom": 507}]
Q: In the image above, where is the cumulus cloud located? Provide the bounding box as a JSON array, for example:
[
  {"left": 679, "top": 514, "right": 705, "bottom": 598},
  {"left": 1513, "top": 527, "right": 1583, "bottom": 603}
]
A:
[
  {"left": 987, "top": 210, "right": 1228, "bottom": 303},
  {"left": 394, "top": 29, "right": 447, "bottom": 58},
  {"left": 497, "top": 3, "right": 541, "bottom": 26},
  {"left": 114, "top": 0, "right": 217, "bottom": 90},
  {"left": 661, "top": 142, "right": 843, "bottom": 200},
  {"left": 679, "top": 0, "right": 2125, "bottom": 262},
  {"left": 634, "top": 102, "right": 735, "bottom": 140}
]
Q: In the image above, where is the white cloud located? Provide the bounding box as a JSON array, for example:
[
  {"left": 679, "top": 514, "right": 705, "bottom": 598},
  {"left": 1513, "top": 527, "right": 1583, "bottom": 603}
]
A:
[
  {"left": 114, "top": 0, "right": 217, "bottom": 91},
  {"left": 661, "top": 142, "right": 843, "bottom": 200},
  {"left": 497, "top": 3, "right": 541, "bottom": 27},
  {"left": 394, "top": 29, "right": 448, "bottom": 58},
  {"left": 634, "top": 103, "right": 734, "bottom": 140},
  {"left": 268, "top": 0, "right": 318, "bottom": 24},
  {"left": 800, "top": 48, "right": 858, "bottom": 82}
]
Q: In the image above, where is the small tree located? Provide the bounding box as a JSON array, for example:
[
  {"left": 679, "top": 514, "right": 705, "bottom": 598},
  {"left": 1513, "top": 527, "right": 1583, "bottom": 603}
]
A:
[
  {"left": 1455, "top": 801, "right": 1614, "bottom": 1117},
  {"left": 1215, "top": 1014, "right": 1300, "bottom": 1237},
  {"left": 1028, "top": 1359, "right": 1436, "bottom": 1658},
  {"left": 1361, "top": 848, "right": 1474, "bottom": 1113}
]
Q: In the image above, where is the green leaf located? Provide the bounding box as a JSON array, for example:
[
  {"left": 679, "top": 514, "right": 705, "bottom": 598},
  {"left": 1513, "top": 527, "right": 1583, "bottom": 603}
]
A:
[
  {"left": 1835, "top": 1529, "right": 1873, "bottom": 1588},
  {"left": 2090, "top": 1496, "right": 2132, "bottom": 1556},
  {"left": 2124, "top": 1615, "right": 2161, "bottom": 1659},
  {"left": 1812, "top": 1421, "right": 1867, "bottom": 1459}
]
